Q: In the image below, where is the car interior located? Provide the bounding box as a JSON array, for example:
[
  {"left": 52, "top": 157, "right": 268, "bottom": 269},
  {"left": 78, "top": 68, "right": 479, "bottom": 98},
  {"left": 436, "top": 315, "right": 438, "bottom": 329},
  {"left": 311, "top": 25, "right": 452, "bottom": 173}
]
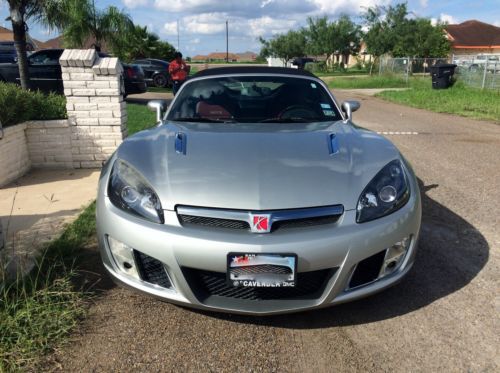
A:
[{"left": 168, "top": 77, "right": 341, "bottom": 123}]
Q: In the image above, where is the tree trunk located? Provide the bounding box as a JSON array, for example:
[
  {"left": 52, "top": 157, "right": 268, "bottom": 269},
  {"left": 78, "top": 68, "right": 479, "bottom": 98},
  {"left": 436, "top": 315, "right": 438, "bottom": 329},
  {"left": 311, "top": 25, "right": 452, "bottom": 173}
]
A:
[{"left": 10, "top": 7, "right": 30, "bottom": 90}]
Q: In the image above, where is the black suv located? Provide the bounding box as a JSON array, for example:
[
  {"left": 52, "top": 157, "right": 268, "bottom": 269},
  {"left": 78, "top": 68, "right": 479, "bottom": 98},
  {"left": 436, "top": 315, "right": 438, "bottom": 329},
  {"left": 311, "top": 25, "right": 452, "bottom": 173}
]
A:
[
  {"left": 132, "top": 58, "right": 171, "bottom": 88},
  {"left": 0, "top": 48, "right": 146, "bottom": 96}
]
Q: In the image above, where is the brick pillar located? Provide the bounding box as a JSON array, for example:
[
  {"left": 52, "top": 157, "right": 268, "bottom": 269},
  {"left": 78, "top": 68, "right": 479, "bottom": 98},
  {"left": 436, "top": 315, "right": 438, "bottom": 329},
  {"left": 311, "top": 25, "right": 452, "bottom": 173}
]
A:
[{"left": 59, "top": 49, "right": 127, "bottom": 169}]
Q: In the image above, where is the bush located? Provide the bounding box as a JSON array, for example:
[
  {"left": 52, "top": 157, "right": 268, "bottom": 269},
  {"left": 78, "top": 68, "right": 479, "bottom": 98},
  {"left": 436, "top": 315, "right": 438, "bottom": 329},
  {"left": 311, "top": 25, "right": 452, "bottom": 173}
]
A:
[{"left": 0, "top": 83, "right": 67, "bottom": 127}]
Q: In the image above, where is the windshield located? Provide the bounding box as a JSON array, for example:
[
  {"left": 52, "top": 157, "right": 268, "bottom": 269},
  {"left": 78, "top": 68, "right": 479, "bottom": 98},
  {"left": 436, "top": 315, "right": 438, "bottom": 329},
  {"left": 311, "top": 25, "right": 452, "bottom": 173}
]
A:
[{"left": 166, "top": 76, "right": 342, "bottom": 123}]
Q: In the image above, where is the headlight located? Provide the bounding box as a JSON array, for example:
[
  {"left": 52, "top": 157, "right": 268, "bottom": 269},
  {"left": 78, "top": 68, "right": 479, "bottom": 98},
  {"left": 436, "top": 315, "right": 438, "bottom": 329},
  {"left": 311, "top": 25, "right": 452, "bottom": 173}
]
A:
[
  {"left": 108, "top": 160, "right": 164, "bottom": 224},
  {"left": 356, "top": 160, "right": 410, "bottom": 223}
]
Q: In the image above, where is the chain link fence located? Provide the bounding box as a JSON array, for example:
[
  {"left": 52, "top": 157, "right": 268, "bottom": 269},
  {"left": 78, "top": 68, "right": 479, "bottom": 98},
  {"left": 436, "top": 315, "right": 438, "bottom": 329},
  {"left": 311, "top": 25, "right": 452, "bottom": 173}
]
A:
[
  {"left": 452, "top": 54, "right": 500, "bottom": 90},
  {"left": 379, "top": 55, "right": 500, "bottom": 90}
]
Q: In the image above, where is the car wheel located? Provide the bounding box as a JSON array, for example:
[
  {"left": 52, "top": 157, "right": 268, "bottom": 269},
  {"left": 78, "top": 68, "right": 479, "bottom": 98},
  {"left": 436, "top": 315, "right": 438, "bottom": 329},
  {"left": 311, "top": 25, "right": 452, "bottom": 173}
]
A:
[{"left": 153, "top": 74, "right": 168, "bottom": 88}]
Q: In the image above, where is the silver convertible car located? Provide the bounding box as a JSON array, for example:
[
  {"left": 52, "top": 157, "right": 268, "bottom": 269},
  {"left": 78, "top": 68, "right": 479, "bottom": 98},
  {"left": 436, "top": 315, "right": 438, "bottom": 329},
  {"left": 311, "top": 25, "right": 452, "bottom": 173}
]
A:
[{"left": 96, "top": 67, "right": 421, "bottom": 315}]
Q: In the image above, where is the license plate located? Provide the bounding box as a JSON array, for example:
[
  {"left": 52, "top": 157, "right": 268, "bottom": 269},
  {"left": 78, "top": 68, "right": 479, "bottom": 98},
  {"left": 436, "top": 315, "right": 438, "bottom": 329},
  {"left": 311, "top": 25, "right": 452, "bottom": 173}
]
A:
[{"left": 227, "top": 253, "right": 297, "bottom": 288}]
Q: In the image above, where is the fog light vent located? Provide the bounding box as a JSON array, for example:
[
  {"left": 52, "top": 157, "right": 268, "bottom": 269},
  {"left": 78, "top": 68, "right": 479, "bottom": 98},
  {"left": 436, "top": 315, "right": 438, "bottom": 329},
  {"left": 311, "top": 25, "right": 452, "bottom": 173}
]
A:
[
  {"left": 379, "top": 236, "right": 411, "bottom": 278},
  {"left": 107, "top": 236, "right": 140, "bottom": 280}
]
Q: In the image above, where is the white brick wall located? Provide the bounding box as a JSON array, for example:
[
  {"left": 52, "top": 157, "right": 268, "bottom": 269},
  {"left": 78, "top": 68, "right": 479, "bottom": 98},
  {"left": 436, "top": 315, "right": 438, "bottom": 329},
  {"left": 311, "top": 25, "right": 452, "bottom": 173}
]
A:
[
  {"left": 0, "top": 124, "right": 31, "bottom": 187},
  {"left": 61, "top": 49, "right": 126, "bottom": 169},
  {"left": 25, "top": 120, "right": 73, "bottom": 169},
  {"left": 1, "top": 49, "right": 128, "bottom": 186}
]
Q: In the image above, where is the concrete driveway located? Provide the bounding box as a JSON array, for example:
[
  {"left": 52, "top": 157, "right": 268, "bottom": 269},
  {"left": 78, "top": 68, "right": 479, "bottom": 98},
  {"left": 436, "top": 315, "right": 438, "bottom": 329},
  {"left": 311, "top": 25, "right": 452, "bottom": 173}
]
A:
[{"left": 46, "top": 92, "right": 499, "bottom": 372}]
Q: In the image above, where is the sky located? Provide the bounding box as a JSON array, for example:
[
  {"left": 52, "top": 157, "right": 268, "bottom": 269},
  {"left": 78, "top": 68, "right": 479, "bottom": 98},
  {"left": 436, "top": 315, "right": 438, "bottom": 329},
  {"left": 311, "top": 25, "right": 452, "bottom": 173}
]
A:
[{"left": 1, "top": 0, "right": 499, "bottom": 56}]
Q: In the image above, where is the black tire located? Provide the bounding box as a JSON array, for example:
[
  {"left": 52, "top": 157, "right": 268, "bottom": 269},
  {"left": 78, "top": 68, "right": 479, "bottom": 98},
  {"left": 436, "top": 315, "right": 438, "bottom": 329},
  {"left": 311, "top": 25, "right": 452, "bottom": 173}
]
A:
[{"left": 152, "top": 73, "right": 168, "bottom": 88}]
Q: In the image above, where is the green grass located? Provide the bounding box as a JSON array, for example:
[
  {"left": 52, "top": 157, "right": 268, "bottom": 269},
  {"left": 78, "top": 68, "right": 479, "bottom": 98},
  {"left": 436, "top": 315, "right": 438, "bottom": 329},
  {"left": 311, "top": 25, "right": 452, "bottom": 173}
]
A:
[
  {"left": 0, "top": 202, "right": 96, "bottom": 371},
  {"left": 127, "top": 103, "right": 157, "bottom": 135},
  {"left": 147, "top": 86, "right": 172, "bottom": 93},
  {"left": 326, "top": 75, "right": 409, "bottom": 89},
  {"left": 377, "top": 79, "right": 500, "bottom": 122},
  {"left": 316, "top": 70, "right": 370, "bottom": 77}
]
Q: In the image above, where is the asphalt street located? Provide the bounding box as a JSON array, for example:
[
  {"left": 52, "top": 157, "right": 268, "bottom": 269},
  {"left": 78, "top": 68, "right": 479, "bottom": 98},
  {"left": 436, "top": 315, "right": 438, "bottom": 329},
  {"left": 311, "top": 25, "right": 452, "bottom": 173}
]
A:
[{"left": 46, "top": 91, "right": 499, "bottom": 372}]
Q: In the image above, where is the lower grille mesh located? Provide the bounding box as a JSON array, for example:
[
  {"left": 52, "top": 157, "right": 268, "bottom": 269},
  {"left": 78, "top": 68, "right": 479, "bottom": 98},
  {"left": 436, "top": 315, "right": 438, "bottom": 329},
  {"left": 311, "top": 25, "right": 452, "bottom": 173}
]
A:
[
  {"left": 230, "top": 264, "right": 292, "bottom": 276},
  {"left": 134, "top": 250, "right": 172, "bottom": 289},
  {"left": 183, "top": 268, "right": 335, "bottom": 301},
  {"left": 179, "top": 215, "right": 250, "bottom": 230}
]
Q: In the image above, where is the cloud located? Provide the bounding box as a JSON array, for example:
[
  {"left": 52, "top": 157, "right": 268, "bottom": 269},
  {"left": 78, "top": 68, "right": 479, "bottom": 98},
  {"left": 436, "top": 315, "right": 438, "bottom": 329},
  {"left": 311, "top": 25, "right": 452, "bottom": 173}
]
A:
[
  {"left": 246, "top": 16, "right": 298, "bottom": 37},
  {"left": 308, "top": 0, "right": 390, "bottom": 15},
  {"left": 431, "top": 13, "right": 458, "bottom": 25},
  {"left": 190, "top": 38, "right": 201, "bottom": 44},
  {"left": 163, "top": 21, "right": 178, "bottom": 35},
  {"left": 153, "top": 0, "right": 313, "bottom": 17},
  {"left": 123, "top": 0, "right": 149, "bottom": 8},
  {"left": 182, "top": 13, "right": 227, "bottom": 34},
  {"left": 419, "top": 0, "right": 428, "bottom": 8},
  {"left": 260, "top": 0, "right": 274, "bottom": 8}
]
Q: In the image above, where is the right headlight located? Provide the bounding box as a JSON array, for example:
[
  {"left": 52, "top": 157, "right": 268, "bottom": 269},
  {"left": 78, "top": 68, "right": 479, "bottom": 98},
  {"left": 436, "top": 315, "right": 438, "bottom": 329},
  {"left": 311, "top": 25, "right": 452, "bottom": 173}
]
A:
[
  {"left": 356, "top": 159, "right": 410, "bottom": 223},
  {"left": 108, "top": 159, "right": 164, "bottom": 224}
]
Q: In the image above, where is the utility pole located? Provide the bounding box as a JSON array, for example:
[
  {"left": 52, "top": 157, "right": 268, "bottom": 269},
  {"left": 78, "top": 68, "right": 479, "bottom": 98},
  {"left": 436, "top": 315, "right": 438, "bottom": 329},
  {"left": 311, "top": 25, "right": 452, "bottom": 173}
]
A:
[
  {"left": 226, "top": 20, "right": 229, "bottom": 63},
  {"left": 177, "top": 20, "right": 180, "bottom": 51}
]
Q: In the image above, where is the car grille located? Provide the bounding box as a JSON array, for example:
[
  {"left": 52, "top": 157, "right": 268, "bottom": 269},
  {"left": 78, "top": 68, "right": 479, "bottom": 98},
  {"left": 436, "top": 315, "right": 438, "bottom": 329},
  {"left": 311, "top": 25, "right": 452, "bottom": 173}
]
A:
[
  {"left": 230, "top": 264, "right": 292, "bottom": 276},
  {"left": 272, "top": 215, "right": 340, "bottom": 231},
  {"left": 182, "top": 267, "right": 335, "bottom": 301},
  {"left": 178, "top": 215, "right": 250, "bottom": 230},
  {"left": 177, "top": 205, "right": 343, "bottom": 232},
  {"left": 134, "top": 250, "right": 172, "bottom": 289},
  {"left": 348, "top": 250, "right": 386, "bottom": 289}
]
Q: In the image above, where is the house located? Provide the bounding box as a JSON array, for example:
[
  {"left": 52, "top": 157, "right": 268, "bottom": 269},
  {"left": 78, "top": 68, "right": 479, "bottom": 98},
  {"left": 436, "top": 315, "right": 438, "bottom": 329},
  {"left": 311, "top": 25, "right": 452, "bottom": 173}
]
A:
[
  {"left": 0, "top": 25, "right": 40, "bottom": 50},
  {"left": 445, "top": 20, "right": 500, "bottom": 56},
  {"left": 235, "top": 52, "right": 257, "bottom": 62},
  {"left": 207, "top": 52, "right": 239, "bottom": 62},
  {"left": 192, "top": 54, "right": 208, "bottom": 62}
]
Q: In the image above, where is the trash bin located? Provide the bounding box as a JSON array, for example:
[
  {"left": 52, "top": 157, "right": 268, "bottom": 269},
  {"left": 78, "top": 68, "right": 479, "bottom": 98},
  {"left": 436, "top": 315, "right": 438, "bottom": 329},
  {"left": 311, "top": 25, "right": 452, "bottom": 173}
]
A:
[{"left": 430, "top": 63, "right": 457, "bottom": 89}]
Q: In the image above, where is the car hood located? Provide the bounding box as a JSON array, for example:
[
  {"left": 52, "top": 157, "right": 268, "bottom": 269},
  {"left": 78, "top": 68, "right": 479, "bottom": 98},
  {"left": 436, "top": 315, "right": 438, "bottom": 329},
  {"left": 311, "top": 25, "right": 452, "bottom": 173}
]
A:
[{"left": 115, "top": 121, "right": 401, "bottom": 211}]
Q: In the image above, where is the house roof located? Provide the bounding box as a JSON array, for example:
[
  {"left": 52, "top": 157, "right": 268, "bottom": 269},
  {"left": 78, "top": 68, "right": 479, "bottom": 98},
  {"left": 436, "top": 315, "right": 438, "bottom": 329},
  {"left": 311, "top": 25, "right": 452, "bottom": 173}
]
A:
[
  {"left": 446, "top": 20, "right": 500, "bottom": 48},
  {"left": 39, "top": 35, "right": 64, "bottom": 49},
  {"left": 207, "top": 52, "right": 239, "bottom": 60},
  {"left": 0, "top": 26, "right": 46, "bottom": 49}
]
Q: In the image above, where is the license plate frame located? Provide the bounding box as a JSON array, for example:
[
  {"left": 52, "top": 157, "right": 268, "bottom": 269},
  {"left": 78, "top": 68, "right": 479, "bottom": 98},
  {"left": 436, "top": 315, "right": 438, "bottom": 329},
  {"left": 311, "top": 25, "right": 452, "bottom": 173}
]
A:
[{"left": 227, "top": 253, "right": 297, "bottom": 288}]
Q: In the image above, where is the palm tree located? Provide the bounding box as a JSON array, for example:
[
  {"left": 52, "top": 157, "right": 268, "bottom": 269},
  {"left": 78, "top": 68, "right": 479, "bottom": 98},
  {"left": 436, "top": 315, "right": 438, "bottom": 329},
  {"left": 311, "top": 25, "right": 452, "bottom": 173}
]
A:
[
  {"left": 4, "top": 0, "right": 45, "bottom": 89},
  {"left": 44, "top": 0, "right": 133, "bottom": 52},
  {"left": 111, "top": 25, "right": 176, "bottom": 62}
]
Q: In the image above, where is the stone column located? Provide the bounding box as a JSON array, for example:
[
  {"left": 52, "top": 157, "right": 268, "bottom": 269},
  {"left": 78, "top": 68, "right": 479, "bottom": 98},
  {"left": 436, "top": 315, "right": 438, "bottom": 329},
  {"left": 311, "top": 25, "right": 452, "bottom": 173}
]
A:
[{"left": 59, "top": 49, "right": 127, "bottom": 169}]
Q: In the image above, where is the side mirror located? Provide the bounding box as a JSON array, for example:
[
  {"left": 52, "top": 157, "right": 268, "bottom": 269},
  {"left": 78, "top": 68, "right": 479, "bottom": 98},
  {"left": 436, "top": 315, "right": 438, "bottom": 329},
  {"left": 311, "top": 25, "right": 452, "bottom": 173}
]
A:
[
  {"left": 147, "top": 100, "right": 168, "bottom": 122},
  {"left": 341, "top": 100, "right": 360, "bottom": 121}
]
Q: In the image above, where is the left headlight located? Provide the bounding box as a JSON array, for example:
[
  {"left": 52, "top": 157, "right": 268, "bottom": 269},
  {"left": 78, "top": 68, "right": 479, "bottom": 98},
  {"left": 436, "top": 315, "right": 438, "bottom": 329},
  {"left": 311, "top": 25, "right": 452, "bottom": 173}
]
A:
[
  {"left": 356, "top": 159, "right": 410, "bottom": 223},
  {"left": 108, "top": 159, "right": 164, "bottom": 224}
]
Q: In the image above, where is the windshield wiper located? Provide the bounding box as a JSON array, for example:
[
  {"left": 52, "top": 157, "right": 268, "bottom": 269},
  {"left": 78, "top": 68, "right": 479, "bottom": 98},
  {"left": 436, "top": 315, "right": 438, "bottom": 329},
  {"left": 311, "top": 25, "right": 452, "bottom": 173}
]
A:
[
  {"left": 172, "top": 117, "right": 237, "bottom": 123},
  {"left": 259, "top": 117, "right": 324, "bottom": 123}
]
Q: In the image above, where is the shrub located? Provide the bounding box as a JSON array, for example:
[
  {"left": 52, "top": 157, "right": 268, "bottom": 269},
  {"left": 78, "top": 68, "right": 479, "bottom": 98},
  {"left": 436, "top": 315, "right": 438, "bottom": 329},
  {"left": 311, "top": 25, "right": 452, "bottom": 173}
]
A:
[{"left": 0, "top": 83, "right": 67, "bottom": 127}]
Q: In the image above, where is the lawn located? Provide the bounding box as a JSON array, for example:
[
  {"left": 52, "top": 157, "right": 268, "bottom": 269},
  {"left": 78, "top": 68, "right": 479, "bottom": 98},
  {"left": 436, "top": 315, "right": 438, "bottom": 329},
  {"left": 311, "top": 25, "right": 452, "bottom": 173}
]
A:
[
  {"left": 127, "top": 103, "right": 157, "bottom": 135},
  {"left": 0, "top": 105, "right": 156, "bottom": 370},
  {"left": 0, "top": 202, "right": 96, "bottom": 371},
  {"left": 377, "top": 79, "right": 500, "bottom": 122},
  {"left": 326, "top": 74, "right": 409, "bottom": 89}
]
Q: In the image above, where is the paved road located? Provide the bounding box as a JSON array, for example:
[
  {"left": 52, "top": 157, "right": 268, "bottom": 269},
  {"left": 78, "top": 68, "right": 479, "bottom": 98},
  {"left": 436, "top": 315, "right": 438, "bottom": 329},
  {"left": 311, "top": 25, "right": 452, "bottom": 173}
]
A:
[{"left": 46, "top": 92, "right": 499, "bottom": 372}]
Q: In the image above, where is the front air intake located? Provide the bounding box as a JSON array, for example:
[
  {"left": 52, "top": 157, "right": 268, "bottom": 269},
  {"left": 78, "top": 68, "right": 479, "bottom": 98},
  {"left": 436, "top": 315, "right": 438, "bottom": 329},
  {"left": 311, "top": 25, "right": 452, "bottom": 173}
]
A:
[{"left": 134, "top": 250, "right": 173, "bottom": 289}]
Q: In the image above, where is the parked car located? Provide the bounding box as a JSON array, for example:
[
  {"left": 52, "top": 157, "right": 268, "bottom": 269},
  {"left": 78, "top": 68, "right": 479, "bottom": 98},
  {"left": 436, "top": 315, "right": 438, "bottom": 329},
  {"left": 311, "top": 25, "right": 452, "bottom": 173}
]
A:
[
  {"left": 132, "top": 58, "right": 171, "bottom": 88},
  {"left": 469, "top": 55, "right": 500, "bottom": 72},
  {"left": 0, "top": 41, "right": 36, "bottom": 63},
  {"left": 96, "top": 66, "right": 422, "bottom": 315},
  {"left": 0, "top": 48, "right": 147, "bottom": 96},
  {"left": 122, "top": 63, "right": 147, "bottom": 96}
]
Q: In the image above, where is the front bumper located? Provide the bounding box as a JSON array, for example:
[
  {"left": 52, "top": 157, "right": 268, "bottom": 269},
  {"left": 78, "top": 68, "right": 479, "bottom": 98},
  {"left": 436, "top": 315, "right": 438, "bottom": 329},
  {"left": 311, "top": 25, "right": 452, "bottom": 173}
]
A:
[{"left": 97, "top": 176, "right": 421, "bottom": 315}]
